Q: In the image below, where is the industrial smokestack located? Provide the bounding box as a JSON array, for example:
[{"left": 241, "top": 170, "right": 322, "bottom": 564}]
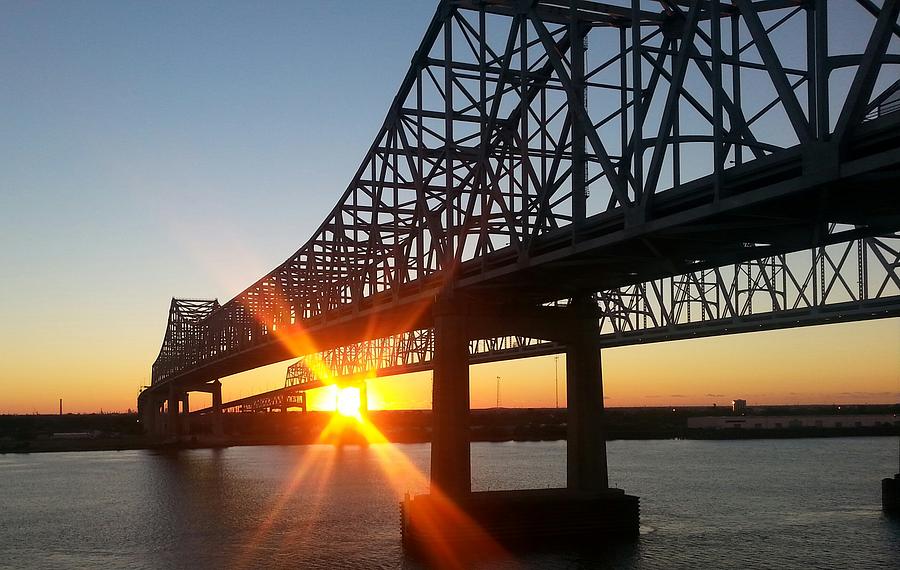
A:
[{"left": 59, "top": 398, "right": 62, "bottom": 416}]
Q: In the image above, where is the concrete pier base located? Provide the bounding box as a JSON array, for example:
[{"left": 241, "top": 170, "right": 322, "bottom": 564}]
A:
[
  {"left": 883, "top": 474, "right": 900, "bottom": 512},
  {"left": 430, "top": 299, "right": 471, "bottom": 499},
  {"left": 401, "top": 488, "right": 639, "bottom": 555}
]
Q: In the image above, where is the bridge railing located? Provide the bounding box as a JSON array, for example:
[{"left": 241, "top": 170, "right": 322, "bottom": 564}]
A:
[{"left": 865, "top": 86, "right": 900, "bottom": 122}]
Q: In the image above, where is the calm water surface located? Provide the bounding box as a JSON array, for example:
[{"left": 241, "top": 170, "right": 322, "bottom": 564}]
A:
[{"left": 1, "top": 437, "right": 898, "bottom": 569}]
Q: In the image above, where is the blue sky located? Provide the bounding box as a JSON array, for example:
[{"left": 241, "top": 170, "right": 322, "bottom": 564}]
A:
[
  {"left": 1, "top": 1, "right": 434, "bottom": 302},
  {"left": 0, "top": 1, "right": 438, "bottom": 410}
]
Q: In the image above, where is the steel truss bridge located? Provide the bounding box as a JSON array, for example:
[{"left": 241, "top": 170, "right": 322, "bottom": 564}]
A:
[
  {"left": 142, "top": 0, "right": 900, "bottom": 498},
  {"left": 194, "top": 231, "right": 898, "bottom": 414}
]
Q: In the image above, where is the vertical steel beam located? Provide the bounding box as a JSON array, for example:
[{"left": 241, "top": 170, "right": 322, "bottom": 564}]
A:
[
  {"left": 619, "top": 26, "right": 628, "bottom": 170},
  {"left": 643, "top": 1, "right": 702, "bottom": 203},
  {"left": 631, "top": 0, "right": 644, "bottom": 200},
  {"left": 806, "top": 2, "right": 818, "bottom": 139},
  {"left": 530, "top": 11, "right": 630, "bottom": 208},
  {"left": 571, "top": 9, "right": 587, "bottom": 226},
  {"left": 444, "top": 12, "right": 455, "bottom": 264},
  {"left": 711, "top": 0, "right": 724, "bottom": 196},
  {"left": 732, "top": 10, "right": 743, "bottom": 165},
  {"left": 736, "top": 0, "right": 812, "bottom": 144},
  {"left": 833, "top": 0, "right": 900, "bottom": 143}
]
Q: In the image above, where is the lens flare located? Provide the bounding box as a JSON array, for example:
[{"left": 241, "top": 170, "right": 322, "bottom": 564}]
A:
[
  {"left": 227, "top": 282, "right": 505, "bottom": 564},
  {"left": 336, "top": 387, "right": 362, "bottom": 419},
  {"left": 347, "top": 415, "right": 509, "bottom": 565}
]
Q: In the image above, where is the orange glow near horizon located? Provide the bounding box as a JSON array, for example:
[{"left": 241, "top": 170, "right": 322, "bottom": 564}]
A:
[
  {"left": 1, "top": 319, "right": 898, "bottom": 414},
  {"left": 228, "top": 339, "right": 506, "bottom": 565},
  {"left": 253, "top": 318, "right": 898, "bottom": 414}
]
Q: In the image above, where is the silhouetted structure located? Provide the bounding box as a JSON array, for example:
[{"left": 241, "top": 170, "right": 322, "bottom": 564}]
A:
[
  {"left": 688, "top": 415, "right": 898, "bottom": 430},
  {"left": 884, "top": 440, "right": 900, "bottom": 513},
  {"left": 139, "top": 0, "right": 900, "bottom": 550}
]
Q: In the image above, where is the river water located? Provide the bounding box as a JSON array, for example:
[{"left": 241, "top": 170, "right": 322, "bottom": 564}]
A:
[{"left": 1, "top": 437, "right": 897, "bottom": 569}]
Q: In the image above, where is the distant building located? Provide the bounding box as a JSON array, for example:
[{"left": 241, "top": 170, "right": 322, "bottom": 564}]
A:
[
  {"left": 732, "top": 399, "right": 747, "bottom": 415},
  {"left": 50, "top": 432, "right": 95, "bottom": 439},
  {"left": 687, "top": 415, "right": 898, "bottom": 430}
]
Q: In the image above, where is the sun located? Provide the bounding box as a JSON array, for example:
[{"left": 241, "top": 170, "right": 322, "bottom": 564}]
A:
[{"left": 336, "top": 386, "right": 362, "bottom": 419}]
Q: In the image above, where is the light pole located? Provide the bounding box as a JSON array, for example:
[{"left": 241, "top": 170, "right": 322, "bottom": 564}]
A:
[
  {"left": 554, "top": 355, "right": 559, "bottom": 409},
  {"left": 496, "top": 375, "right": 501, "bottom": 408}
]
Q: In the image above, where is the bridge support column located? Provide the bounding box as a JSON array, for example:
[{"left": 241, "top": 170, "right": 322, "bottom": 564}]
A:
[
  {"left": 181, "top": 392, "right": 191, "bottom": 435},
  {"left": 211, "top": 380, "right": 224, "bottom": 437},
  {"left": 157, "top": 401, "right": 166, "bottom": 436},
  {"left": 167, "top": 384, "right": 181, "bottom": 438},
  {"left": 403, "top": 295, "right": 637, "bottom": 554},
  {"left": 359, "top": 381, "right": 368, "bottom": 416},
  {"left": 140, "top": 394, "right": 162, "bottom": 436},
  {"left": 566, "top": 296, "right": 608, "bottom": 491},
  {"left": 149, "top": 400, "right": 161, "bottom": 436},
  {"left": 430, "top": 302, "right": 471, "bottom": 499},
  {"left": 181, "top": 393, "right": 190, "bottom": 435}
]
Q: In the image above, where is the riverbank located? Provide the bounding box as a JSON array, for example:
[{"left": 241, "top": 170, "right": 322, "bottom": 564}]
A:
[{"left": 2, "top": 405, "right": 897, "bottom": 453}]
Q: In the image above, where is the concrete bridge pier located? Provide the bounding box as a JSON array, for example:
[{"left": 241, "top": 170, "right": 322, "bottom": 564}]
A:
[
  {"left": 139, "top": 394, "right": 165, "bottom": 437},
  {"left": 359, "top": 380, "right": 369, "bottom": 417},
  {"left": 180, "top": 393, "right": 190, "bottom": 434},
  {"left": 565, "top": 296, "right": 609, "bottom": 492},
  {"left": 429, "top": 300, "right": 471, "bottom": 500},
  {"left": 210, "top": 380, "right": 224, "bottom": 437},
  {"left": 185, "top": 381, "right": 225, "bottom": 438},
  {"left": 167, "top": 384, "right": 181, "bottom": 439},
  {"left": 402, "top": 294, "right": 638, "bottom": 555}
]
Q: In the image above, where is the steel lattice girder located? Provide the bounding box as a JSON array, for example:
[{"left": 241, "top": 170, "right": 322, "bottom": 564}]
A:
[
  {"left": 148, "top": 0, "right": 900, "bottom": 394},
  {"left": 281, "top": 231, "right": 900, "bottom": 390},
  {"left": 217, "top": 387, "right": 305, "bottom": 414}
]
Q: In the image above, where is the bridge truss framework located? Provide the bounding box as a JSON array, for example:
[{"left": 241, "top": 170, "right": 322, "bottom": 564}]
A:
[
  {"left": 192, "top": 231, "right": 896, "bottom": 411},
  {"left": 141, "top": 0, "right": 900, "bottom": 516}
]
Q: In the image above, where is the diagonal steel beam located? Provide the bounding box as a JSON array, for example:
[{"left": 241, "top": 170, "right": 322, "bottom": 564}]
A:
[
  {"left": 643, "top": 1, "right": 702, "bottom": 202},
  {"left": 834, "top": 0, "right": 900, "bottom": 143},
  {"left": 529, "top": 9, "right": 633, "bottom": 209},
  {"left": 735, "top": 0, "right": 812, "bottom": 144}
]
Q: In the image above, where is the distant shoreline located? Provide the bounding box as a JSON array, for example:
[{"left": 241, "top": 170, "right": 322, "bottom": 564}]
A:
[
  {"left": 2, "top": 405, "right": 897, "bottom": 454},
  {"left": 4, "top": 431, "right": 899, "bottom": 455}
]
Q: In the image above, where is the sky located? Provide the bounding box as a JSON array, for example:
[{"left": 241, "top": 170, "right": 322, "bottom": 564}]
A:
[{"left": 0, "top": 1, "right": 898, "bottom": 414}]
